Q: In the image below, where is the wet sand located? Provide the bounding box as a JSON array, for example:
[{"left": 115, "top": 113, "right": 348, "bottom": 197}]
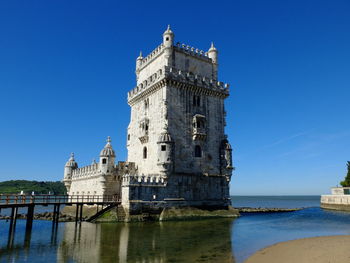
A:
[{"left": 245, "top": 235, "right": 350, "bottom": 263}]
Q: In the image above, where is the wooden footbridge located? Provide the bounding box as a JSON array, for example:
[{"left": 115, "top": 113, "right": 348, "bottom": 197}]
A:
[{"left": 0, "top": 194, "right": 121, "bottom": 234}]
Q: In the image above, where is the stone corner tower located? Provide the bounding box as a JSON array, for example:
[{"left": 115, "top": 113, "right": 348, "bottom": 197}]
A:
[{"left": 125, "top": 26, "right": 233, "bottom": 211}]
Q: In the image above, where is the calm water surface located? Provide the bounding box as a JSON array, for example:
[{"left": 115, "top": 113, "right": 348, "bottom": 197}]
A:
[{"left": 2, "top": 196, "right": 350, "bottom": 263}]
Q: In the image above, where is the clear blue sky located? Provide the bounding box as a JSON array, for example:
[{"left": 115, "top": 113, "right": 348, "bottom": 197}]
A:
[{"left": 0, "top": 0, "right": 349, "bottom": 195}]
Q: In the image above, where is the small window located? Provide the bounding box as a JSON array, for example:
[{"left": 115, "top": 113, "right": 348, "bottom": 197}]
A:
[
  {"left": 161, "top": 145, "right": 166, "bottom": 151},
  {"left": 195, "top": 145, "right": 202, "bottom": 158},
  {"left": 166, "top": 37, "right": 169, "bottom": 41},
  {"left": 193, "top": 95, "right": 200, "bottom": 107},
  {"left": 102, "top": 158, "right": 107, "bottom": 164},
  {"left": 143, "top": 147, "right": 147, "bottom": 159},
  {"left": 127, "top": 134, "right": 130, "bottom": 141}
]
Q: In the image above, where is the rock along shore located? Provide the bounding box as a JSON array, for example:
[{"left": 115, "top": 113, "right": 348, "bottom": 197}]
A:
[
  {"left": 0, "top": 212, "right": 82, "bottom": 222},
  {"left": 237, "top": 207, "right": 303, "bottom": 213},
  {"left": 0, "top": 207, "right": 302, "bottom": 222}
]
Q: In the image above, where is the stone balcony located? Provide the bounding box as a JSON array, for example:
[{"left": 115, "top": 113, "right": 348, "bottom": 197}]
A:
[{"left": 192, "top": 127, "right": 206, "bottom": 141}]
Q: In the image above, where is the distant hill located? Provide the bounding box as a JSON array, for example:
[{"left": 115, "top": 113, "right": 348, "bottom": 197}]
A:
[{"left": 0, "top": 180, "right": 66, "bottom": 195}]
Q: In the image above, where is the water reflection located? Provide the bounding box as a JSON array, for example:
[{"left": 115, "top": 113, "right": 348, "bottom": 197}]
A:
[{"left": 58, "top": 219, "right": 235, "bottom": 263}]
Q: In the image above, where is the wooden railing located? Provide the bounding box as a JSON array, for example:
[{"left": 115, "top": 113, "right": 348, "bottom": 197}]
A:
[{"left": 0, "top": 194, "right": 120, "bottom": 205}]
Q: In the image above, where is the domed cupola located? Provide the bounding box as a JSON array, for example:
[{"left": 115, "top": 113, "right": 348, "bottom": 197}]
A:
[
  {"left": 64, "top": 153, "right": 78, "bottom": 184},
  {"left": 158, "top": 132, "right": 172, "bottom": 143},
  {"left": 65, "top": 153, "right": 78, "bottom": 169},
  {"left": 100, "top": 136, "right": 116, "bottom": 157},
  {"left": 99, "top": 136, "right": 116, "bottom": 174}
]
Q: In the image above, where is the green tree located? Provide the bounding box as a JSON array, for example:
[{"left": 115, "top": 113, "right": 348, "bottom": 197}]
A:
[{"left": 340, "top": 161, "right": 350, "bottom": 187}]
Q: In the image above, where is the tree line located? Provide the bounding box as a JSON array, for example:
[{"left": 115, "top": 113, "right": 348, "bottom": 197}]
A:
[{"left": 0, "top": 180, "right": 66, "bottom": 195}]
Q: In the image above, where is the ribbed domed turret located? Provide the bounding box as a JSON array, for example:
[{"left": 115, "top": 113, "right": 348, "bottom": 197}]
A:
[
  {"left": 158, "top": 132, "right": 172, "bottom": 143},
  {"left": 65, "top": 153, "right": 78, "bottom": 168},
  {"left": 100, "top": 136, "right": 116, "bottom": 157}
]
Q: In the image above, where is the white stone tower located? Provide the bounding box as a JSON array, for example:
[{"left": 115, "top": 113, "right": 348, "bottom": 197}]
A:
[
  {"left": 63, "top": 27, "right": 233, "bottom": 215},
  {"left": 125, "top": 26, "right": 233, "bottom": 211}
]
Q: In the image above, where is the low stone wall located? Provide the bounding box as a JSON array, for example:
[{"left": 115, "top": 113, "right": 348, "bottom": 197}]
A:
[{"left": 321, "top": 195, "right": 350, "bottom": 211}]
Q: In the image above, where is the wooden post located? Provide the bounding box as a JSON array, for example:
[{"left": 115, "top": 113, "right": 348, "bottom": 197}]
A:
[
  {"left": 56, "top": 204, "right": 60, "bottom": 225},
  {"left": 9, "top": 207, "right": 15, "bottom": 232},
  {"left": 52, "top": 204, "right": 57, "bottom": 222},
  {"left": 75, "top": 204, "right": 79, "bottom": 223},
  {"left": 26, "top": 204, "right": 35, "bottom": 231},
  {"left": 79, "top": 204, "right": 83, "bottom": 222}
]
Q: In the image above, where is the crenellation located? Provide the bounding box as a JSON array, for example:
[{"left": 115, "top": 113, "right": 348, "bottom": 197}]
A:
[{"left": 175, "top": 42, "right": 210, "bottom": 60}]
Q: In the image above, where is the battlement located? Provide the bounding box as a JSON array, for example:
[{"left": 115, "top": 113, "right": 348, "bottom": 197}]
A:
[
  {"left": 122, "top": 173, "right": 167, "bottom": 187},
  {"left": 174, "top": 42, "right": 211, "bottom": 62},
  {"left": 128, "top": 66, "right": 229, "bottom": 103},
  {"left": 138, "top": 43, "right": 165, "bottom": 70},
  {"left": 71, "top": 163, "right": 100, "bottom": 179}
]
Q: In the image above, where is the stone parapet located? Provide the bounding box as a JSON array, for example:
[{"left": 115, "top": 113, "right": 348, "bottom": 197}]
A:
[
  {"left": 71, "top": 163, "right": 101, "bottom": 179},
  {"left": 138, "top": 43, "right": 164, "bottom": 70},
  {"left": 128, "top": 66, "right": 229, "bottom": 104},
  {"left": 121, "top": 174, "right": 167, "bottom": 187},
  {"left": 321, "top": 194, "right": 350, "bottom": 205},
  {"left": 174, "top": 42, "right": 211, "bottom": 61}
]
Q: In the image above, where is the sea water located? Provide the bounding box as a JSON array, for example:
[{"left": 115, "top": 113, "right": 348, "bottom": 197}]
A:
[{"left": 2, "top": 196, "right": 350, "bottom": 263}]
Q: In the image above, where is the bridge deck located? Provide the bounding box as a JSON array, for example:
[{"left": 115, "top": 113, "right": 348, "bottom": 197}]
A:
[{"left": 0, "top": 194, "right": 120, "bottom": 208}]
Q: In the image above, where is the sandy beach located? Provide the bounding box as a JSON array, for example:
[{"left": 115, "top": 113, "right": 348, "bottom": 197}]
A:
[{"left": 245, "top": 235, "right": 350, "bottom": 263}]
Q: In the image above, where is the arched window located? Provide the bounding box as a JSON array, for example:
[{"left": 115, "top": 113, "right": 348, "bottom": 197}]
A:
[
  {"left": 194, "top": 145, "right": 202, "bottom": 157},
  {"left": 102, "top": 158, "right": 107, "bottom": 164},
  {"left": 143, "top": 147, "right": 147, "bottom": 159}
]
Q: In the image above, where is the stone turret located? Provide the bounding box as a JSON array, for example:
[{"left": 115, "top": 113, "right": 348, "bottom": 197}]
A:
[
  {"left": 163, "top": 25, "right": 174, "bottom": 47},
  {"left": 163, "top": 25, "right": 174, "bottom": 65},
  {"left": 135, "top": 51, "right": 143, "bottom": 80},
  {"left": 99, "top": 136, "right": 116, "bottom": 174},
  {"left": 63, "top": 153, "right": 78, "bottom": 192},
  {"left": 157, "top": 130, "right": 174, "bottom": 176},
  {"left": 208, "top": 42, "right": 218, "bottom": 80}
]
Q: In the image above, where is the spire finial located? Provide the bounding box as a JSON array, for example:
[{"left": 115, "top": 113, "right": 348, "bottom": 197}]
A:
[
  {"left": 209, "top": 42, "right": 217, "bottom": 52},
  {"left": 167, "top": 25, "right": 171, "bottom": 30},
  {"left": 139, "top": 51, "right": 142, "bottom": 57},
  {"left": 70, "top": 152, "right": 74, "bottom": 159},
  {"left": 107, "top": 136, "right": 111, "bottom": 144}
]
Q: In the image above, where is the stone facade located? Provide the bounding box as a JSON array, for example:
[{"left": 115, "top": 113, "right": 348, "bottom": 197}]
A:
[
  {"left": 63, "top": 26, "right": 234, "bottom": 216},
  {"left": 321, "top": 187, "right": 350, "bottom": 211}
]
